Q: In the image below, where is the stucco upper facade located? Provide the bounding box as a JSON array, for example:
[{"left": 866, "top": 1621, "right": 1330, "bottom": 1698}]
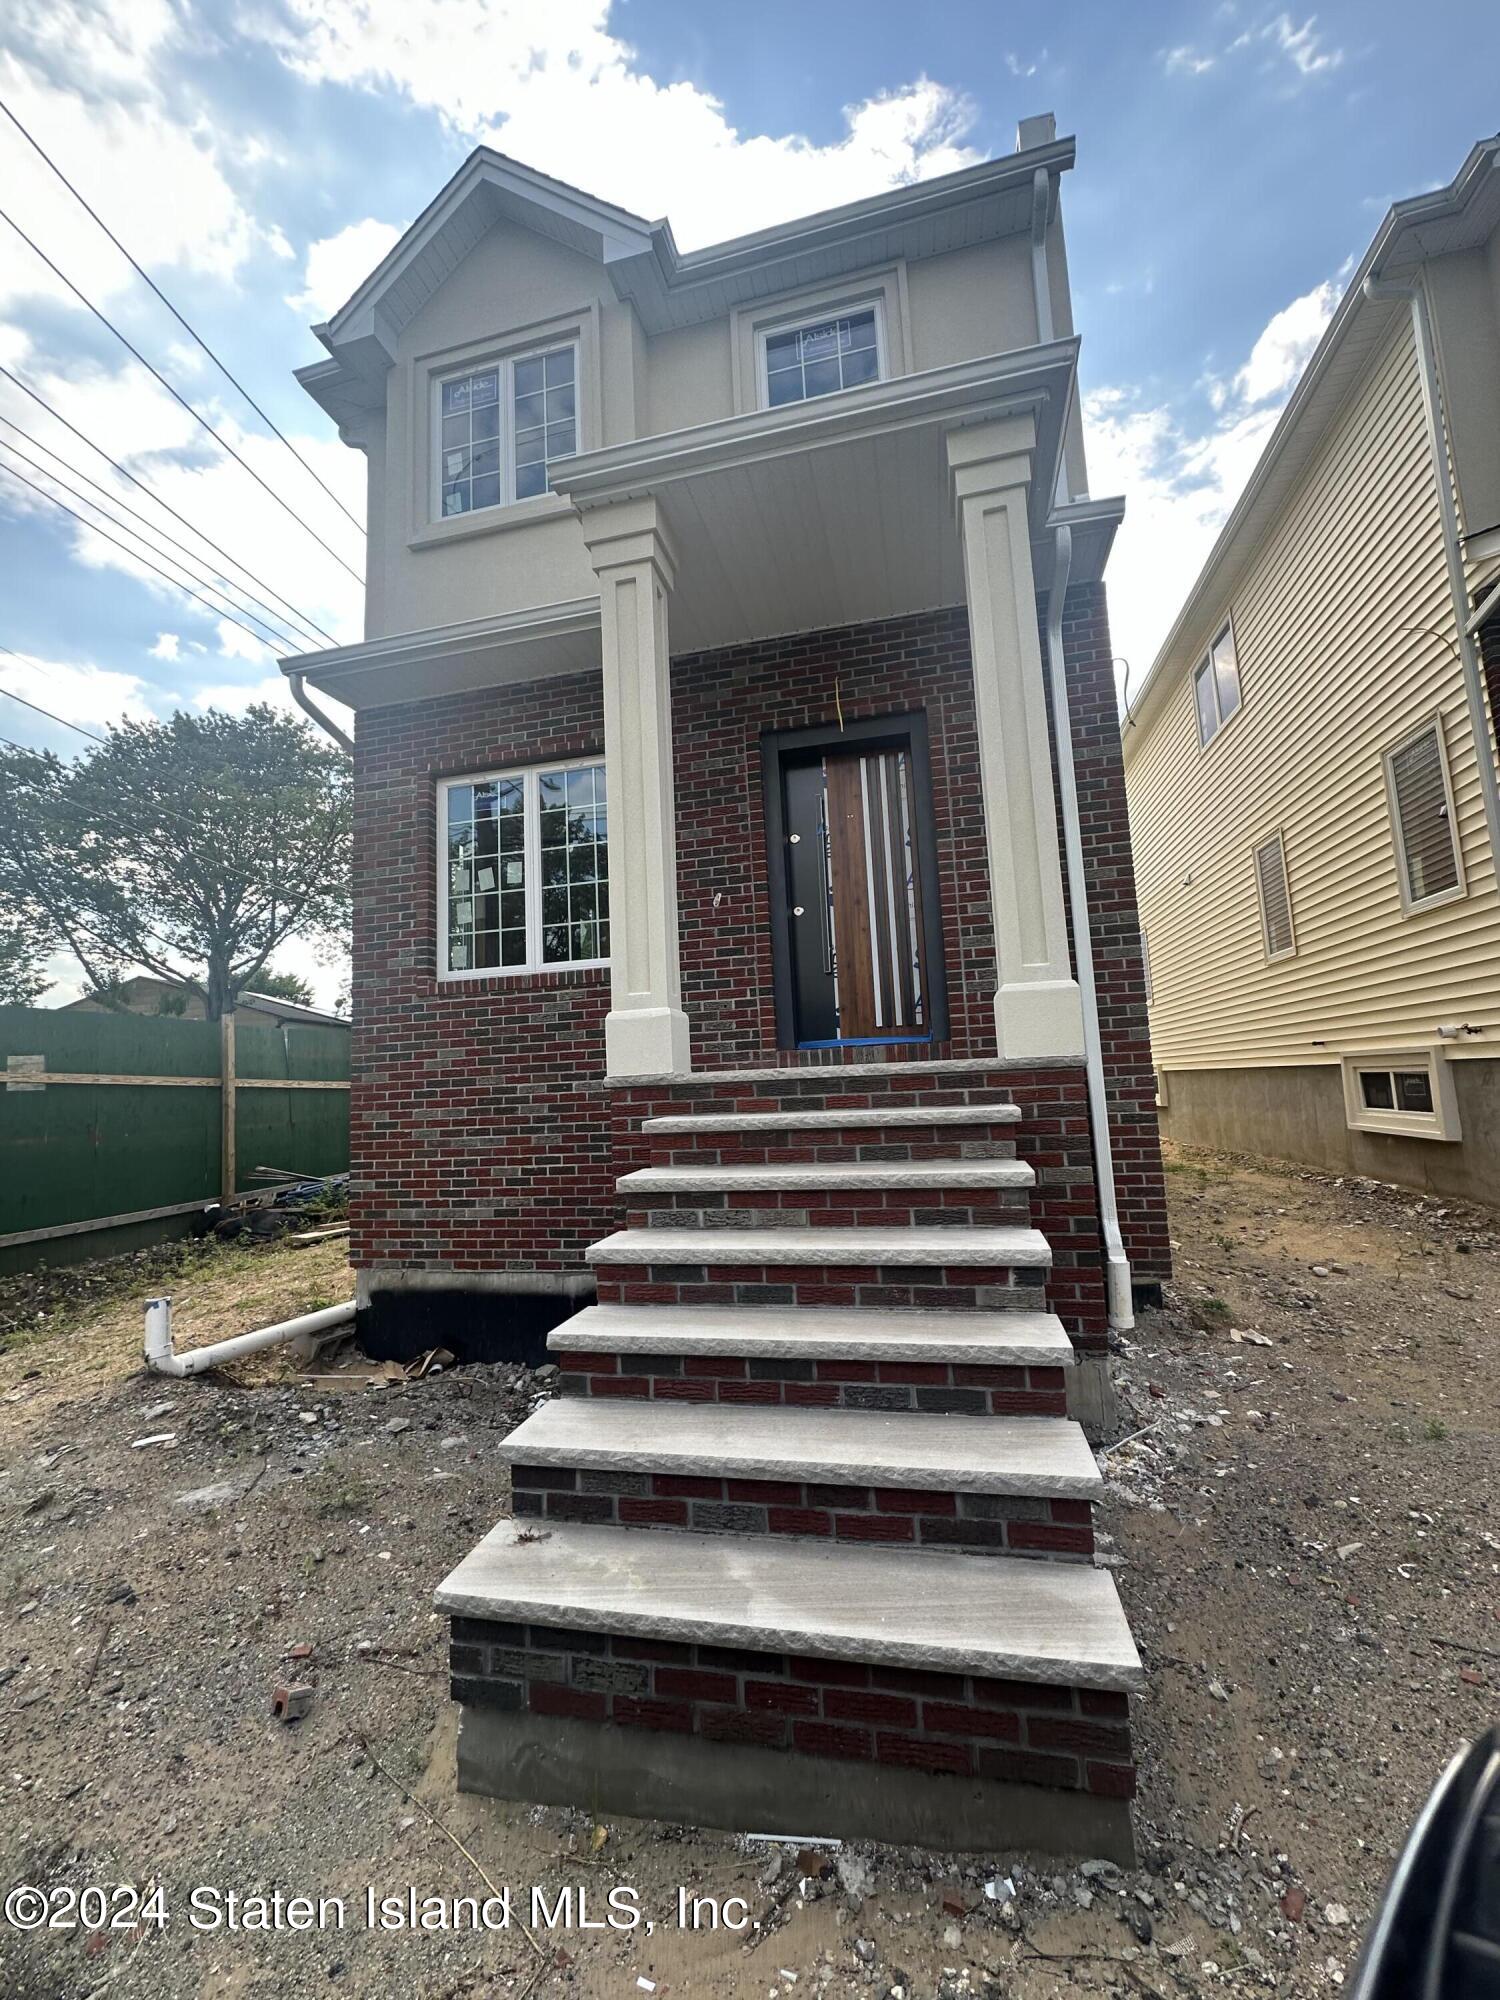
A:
[{"left": 294, "top": 128, "right": 1091, "bottom": 659}]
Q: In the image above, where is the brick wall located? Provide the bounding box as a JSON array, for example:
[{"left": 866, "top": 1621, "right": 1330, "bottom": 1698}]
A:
[
  {"left": 351, "top": 596, "right": 1168, "bottom": 1289},
  {"left": 449, "top": 1616, "right": 1135, "bottom": 1797}
]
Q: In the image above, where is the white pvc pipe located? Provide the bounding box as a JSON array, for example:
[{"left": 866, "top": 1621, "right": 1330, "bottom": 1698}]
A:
[
  {"left": 144, "top": 1295, "right": 356, "bottom": 1377},
  {"left": 1044, "top": 523, "right": 1135, "bottom": 1331}
]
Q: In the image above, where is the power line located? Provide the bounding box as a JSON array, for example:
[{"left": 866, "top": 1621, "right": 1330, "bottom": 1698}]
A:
[
  {"left": 0, "top": 97, "right": 366, "bottom": 542},
  {"left": 0, "top": 678, "right": 106, "bottom": 743},
  {"left": 0, "top": 458, "right": 284, "bottom": 657},
  {"left": 0, "top": 362, "right": 336, "bottom": 648},
  {"left": 0, "top": 426, "right": 305, "bottom": 652},
  {"left": 0, "top": 203, "right": 365, "bottom": 587}
]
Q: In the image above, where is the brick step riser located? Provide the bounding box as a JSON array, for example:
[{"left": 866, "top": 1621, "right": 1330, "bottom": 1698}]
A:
[
  {"left": 648, "top": 1135, "right": 1022, "bottom": 1169},
  {"left": 627, "top": 1190, "right": 1033, "bottom": 1231},
  {"left": 511, "top": 1467, "right": 1094, "bottom": 1561},
  {"left": 448, "top": 1617, "right": 1133, "bottom": 1799},
  {"left": 556, "top": 1351, "right": 1069, "bottom": 1418},
  {"left": 593, "top": 1263, "right": 1049, "bottom": 1313}
]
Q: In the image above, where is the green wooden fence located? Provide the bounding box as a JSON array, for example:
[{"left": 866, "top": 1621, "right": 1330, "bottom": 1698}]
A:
[{"left": 0, "top": 1004, "right": 349, "bottom": 1273}]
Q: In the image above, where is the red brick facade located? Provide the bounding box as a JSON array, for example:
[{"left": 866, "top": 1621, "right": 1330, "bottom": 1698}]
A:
[{"left": 350, "top": 594, "right": 1168, "bottom": 1290}]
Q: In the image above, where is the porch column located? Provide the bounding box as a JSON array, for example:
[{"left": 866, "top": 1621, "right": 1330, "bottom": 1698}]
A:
[
  {"left": 579, "top": 496, "right": 692, "bottom": 1077},
  {"left": 948, "top": 415, "right": 1085, "bottom": 1058}
]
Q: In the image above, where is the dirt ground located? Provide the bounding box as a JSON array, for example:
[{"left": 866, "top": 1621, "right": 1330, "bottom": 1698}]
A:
[{"left": 0, "top": 1144, "right": 1496, "bottom": 2000}]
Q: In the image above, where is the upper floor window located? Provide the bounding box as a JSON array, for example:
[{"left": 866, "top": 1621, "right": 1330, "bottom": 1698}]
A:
[
  {"left": 763, "top": 307, "right": 882, "bottom": 408},
  {"left": 1193, "top": 619, "right": 1242, "bottom": 748},
  {"left": 1383, "top": 715, "right": 1464, "bottom": 913},
  {"left": 436, "top": 343, "right": 577, "bottom": 519},
  {"left": 439, "top": 759, "right": 607, "bottom": 977}
]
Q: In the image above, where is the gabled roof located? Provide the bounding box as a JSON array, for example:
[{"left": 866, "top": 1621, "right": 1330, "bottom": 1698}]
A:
[
  {"left": 298, "top": 133, "right": 1076, "bottom": 426},
  {"left": 1124, "top": 133, "right": 1500, "bottom": 748}
]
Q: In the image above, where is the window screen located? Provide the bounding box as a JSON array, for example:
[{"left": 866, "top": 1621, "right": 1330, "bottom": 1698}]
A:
[
  {"left": 1388, "top": 723, "right": 1460, "bottom": 907},
  {"left": 1254, "top": 833, "right": 1295, "bottom": 959}
]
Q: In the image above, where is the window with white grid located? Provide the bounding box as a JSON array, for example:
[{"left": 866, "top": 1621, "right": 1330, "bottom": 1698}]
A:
[
  {"left": 439, "top": 760, "right": 607, "bottom": 976},
  {"left": 762, "top": 307, "right": 882, "bottom": 408},
  {"left": 436, "top": 343, "right": 578, "bottom": 519}
]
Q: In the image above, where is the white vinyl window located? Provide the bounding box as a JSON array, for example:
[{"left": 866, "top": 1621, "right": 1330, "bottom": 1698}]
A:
[
  {"left": 1193, "top": 619, "right": 1243, "bottom": 748},
  {"left": 435, "top": 342, "right": 578, "bottom": 519},
  {"left": 1383, "top": 715, "right": 1464, "bottom": 913},
  {"left": 1253, "top": 831, "right": 1295, "bottom": 961},
  {"left": 1340, "top": 1047, "right": 1462, "bottom": 1141},
  {"left": 439, "top": 760, "right": 607, "bottom": 977},
  {"left": 761, "top": 305, "right": 883, "bottom": 408}
]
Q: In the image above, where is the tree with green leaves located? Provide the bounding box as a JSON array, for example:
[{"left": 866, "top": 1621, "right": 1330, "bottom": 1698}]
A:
[
  {"left": 0, "top": 705, "right": 351, "bottom": 1020},
  {"left": 247, "top": 967, "right": 318, "bottom": 1007},
  {"left": 0, "top": 914, "right": 50, "bottom": 1005}
]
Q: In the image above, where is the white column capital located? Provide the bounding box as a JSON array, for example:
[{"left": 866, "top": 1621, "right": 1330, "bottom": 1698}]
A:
[
  {"left": 582, "top": 496, "right": 691, "bottom": 1077},
  {"left": 951, "top": 417, "right": 1084, "bottom": 1060}
]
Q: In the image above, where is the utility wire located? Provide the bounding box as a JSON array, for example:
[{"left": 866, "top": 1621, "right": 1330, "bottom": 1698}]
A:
[
  {"left": 0, "top": 458, "right": 282, "bottom": 657},
  {"left": 0, "top": 363, "right": 335, "bottom": 648},
  {"left": 0, "top": 679, "right": 106, "bottom": 743},
  {"left": 0, "top": 427, "right": 305, "bottom": 652},
  {"left": 0, "top": 98, "right": 366, "bottom": 540},
  {"left": 0, "top": 203, "right": 365, "bottom": 586}
]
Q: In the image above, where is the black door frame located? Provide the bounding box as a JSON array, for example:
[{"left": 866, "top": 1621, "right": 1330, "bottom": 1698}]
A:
[{"left": 760, "top": 710, "right": 950, "bottom": 1051}]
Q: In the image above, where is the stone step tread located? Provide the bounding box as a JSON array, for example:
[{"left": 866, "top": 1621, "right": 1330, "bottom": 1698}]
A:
[
  {"left": 586, "top": 1225, "right": 1052, "bottom": 1268},
  {"left": 503, "top": 1398, "right": 1100, "bottom": 1497},
  {"left": 642, "top": 1104, "right": 1023, "bottom": 1135},
  {"left": 551, "top": 1302, "right": 1075, "bottom": 1367},
  {"left": 436, "top": 1518, "right": 1143, "bottom": 1691},
  {"left": 619, "top": 1160, "right": 1035, "bottom": 1193}
]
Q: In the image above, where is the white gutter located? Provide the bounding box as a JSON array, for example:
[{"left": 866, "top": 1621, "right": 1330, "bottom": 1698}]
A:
[
  {"left": 1363, "top": 273, "right": 1500, "bottom": 889},
  {"left": 144, "top": 1296, "right": 355, "bottom": 1377},
  {"left": 1044, "top": 522, "right": 1133, "bottom": 1330},
  {"left": 287, "top": 670, "right": 355, "bottom": 755}
]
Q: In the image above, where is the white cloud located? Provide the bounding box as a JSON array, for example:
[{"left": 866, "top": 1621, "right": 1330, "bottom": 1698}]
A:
[
  {"left": 0, "top": 646, "right": 157, "bottom": 742},
  {"left": 1163, "top": 46, "right": 1216, "bottom": 75},
  {"left": 149, "top": 631, "right": 180, "bottom": 660},
  {"left": 256, "top": 0, "right": 979, "bottom": 250},
  {"left": 213, "top": 619, "right": 275, "bottom": 663},
  {"left": 289, "top": 218, "right": 403, "bottom": 320},
  {"left": 1005, "top": 52, "right": 1042, "bottom": 80},
  {"left": 1084, "top": 277, "right": 1340, "bottom": 687},
  {"left": 1265, "top": 12, "right": 1343, "bottom": 77}
]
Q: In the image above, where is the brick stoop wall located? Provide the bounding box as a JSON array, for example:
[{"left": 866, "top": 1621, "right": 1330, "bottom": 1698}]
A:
[
  {"left": 448, "top": 1617, "right": 1135, "bottom": 1799},
  {"left": 350, "top": 592, "right": 1168, "bottom": 1318}
]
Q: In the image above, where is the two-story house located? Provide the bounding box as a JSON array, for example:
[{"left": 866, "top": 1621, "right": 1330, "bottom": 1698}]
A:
[
  {"left": 1125, "top": 135, "right": 1500, "bottom": 1201},
  {"left": 282, "top": 118, "right": 1166, "bottom": 1857}
]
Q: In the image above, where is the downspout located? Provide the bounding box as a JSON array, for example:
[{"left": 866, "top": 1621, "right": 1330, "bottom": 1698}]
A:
[
  {"left": 288, "top": 669, "right": 355, "bottom": 756},
  {"left": 1363, "top": 273, "right": 1500, "bottom": 888},
  {"left": 1030, "top": 170, "right": 1054, "bottom": 344},
  {"left": 1045, "top": 523, "right": 1134, "bottom": 1330},
  {"left": 145, "top": 1295, "right": 355, "bottom": 1377}
]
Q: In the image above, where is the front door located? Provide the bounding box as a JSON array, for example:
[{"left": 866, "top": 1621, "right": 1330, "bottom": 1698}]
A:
[{"left": 778, "top": 732, "right": 935, "bottom": 1048}]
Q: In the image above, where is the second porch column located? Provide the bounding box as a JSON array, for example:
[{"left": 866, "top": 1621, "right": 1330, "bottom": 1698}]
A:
[
  {"left": 579, "top": 496, "right": 692, "bottom": 1077},
  {"left": 948, "top": 415, "right": 1085, "bottom": 1059}
]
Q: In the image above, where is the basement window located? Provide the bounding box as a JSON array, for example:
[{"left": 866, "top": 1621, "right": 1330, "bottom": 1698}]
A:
[
  {"left": 435, "top": 342, "right": 578, "bottom": 518},
  {"left": 1340, "top": 1047, "right": 1461, "bottom": 1142},
  {"left": 439, "top": 760, "right": 607, "bottom": 977},
  {"left": 1193, "top": 619, "right": 1242, "bottom": 748},
  {"left": 1383, "top": 714, "right": 1464, "bottom": 913}
]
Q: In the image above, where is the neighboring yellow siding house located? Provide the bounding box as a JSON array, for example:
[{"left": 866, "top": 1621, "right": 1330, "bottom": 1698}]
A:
[{"left": 1124, "top": 136, "right": 1500, "bottom": 1200}]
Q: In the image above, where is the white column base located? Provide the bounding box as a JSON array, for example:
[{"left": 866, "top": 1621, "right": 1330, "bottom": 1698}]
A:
[
  {"left": 606, "top": 1004, "right": 692, "bottom": 1078},
  {"left": 995, "top": 979, "right": 1085, "bottom": 1060}
]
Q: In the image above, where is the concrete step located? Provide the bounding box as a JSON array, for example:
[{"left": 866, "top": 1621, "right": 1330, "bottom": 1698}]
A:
[
  {"left": 586, "top": 1225, "right": 1052, "bottom": 1268},
  {"left": 552, "top": 1301, "right": 1074, "bottom": 1369},
  {"left": 619, "top": 1160, "right": 1035, "bottom": 1194},
  {"left": 503, "top": 1397, "right": 1100, "bottom": 1499},
  {"left": 643, "top": 1103, "right": 1022, "bottom": 1135},
  {"left": 436, "top": 1517, "right": 1143, "bottom": 1690}
]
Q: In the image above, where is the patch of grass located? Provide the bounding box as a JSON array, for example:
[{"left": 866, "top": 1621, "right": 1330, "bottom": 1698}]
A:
[
  {"left": 311, "top": 1467, "right": 375, "bottom": 1518},
  {"left": 1192, "top": 1295, "right": 1232, "bottom": 1333},
  {"left": 1424, "top": 1417, "right": 1449, "bottom": 1442}
]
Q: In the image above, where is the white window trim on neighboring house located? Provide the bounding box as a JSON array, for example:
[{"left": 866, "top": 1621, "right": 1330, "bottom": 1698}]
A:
[
  {"left": 1192, "top": 615, "right": 1244, "bottom": 751},
  {"left": 729, "top": 265, "right": 912, "bottom": 415},
  {"left": 1382, "top": 711, "right": 1467, "bottom": 915},
  {"left": 437, "top": 757, "right": 608, "bottom": 982},
  {"left": 1339, "top": 1046, "right": 1462, "bottom": 1142},
  {"left": 1252, "top": 828, "right": 1296, "bottom": 962}
]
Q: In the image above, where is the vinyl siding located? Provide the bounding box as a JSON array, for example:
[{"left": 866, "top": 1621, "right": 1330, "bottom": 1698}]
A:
[{"left": 1125, "top": 315, "right": 1500, "bottom": 1072}]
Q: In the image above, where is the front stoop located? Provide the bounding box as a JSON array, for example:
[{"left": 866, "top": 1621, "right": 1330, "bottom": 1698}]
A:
[{"left": 436, "top": 1084, "right": 1145, "bottom": 1857}]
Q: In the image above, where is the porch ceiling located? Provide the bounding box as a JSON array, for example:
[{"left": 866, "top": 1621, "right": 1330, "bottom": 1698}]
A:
[{"left": 554, "top": 342, "right": 1080, "bottom": 658}]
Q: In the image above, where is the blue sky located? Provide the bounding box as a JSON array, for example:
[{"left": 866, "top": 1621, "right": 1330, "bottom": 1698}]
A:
[{"left": 1, "top": 0, "right": 1497, "bottom": 1000}]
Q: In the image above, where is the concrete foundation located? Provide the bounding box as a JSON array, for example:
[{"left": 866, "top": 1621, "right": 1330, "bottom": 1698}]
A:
[
  {"left": 456, "top": 1704, "right": 1135, "bottom": 1863},
  {"left": 1158, "top": 1060, "right": 1499, "bottom": 1205}
]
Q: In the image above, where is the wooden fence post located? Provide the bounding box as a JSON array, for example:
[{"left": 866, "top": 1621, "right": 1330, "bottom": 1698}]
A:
[{"left": 220, "top": 1009, "right": 236, "bottom": 1202}]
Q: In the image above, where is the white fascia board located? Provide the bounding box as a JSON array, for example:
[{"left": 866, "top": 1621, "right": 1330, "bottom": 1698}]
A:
[
  {"left": 279, "top": 598, "right": 602, "bottom": 707},
  {"left": 1124, "top": 132, "right": 1500, "bottom": 752}
]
